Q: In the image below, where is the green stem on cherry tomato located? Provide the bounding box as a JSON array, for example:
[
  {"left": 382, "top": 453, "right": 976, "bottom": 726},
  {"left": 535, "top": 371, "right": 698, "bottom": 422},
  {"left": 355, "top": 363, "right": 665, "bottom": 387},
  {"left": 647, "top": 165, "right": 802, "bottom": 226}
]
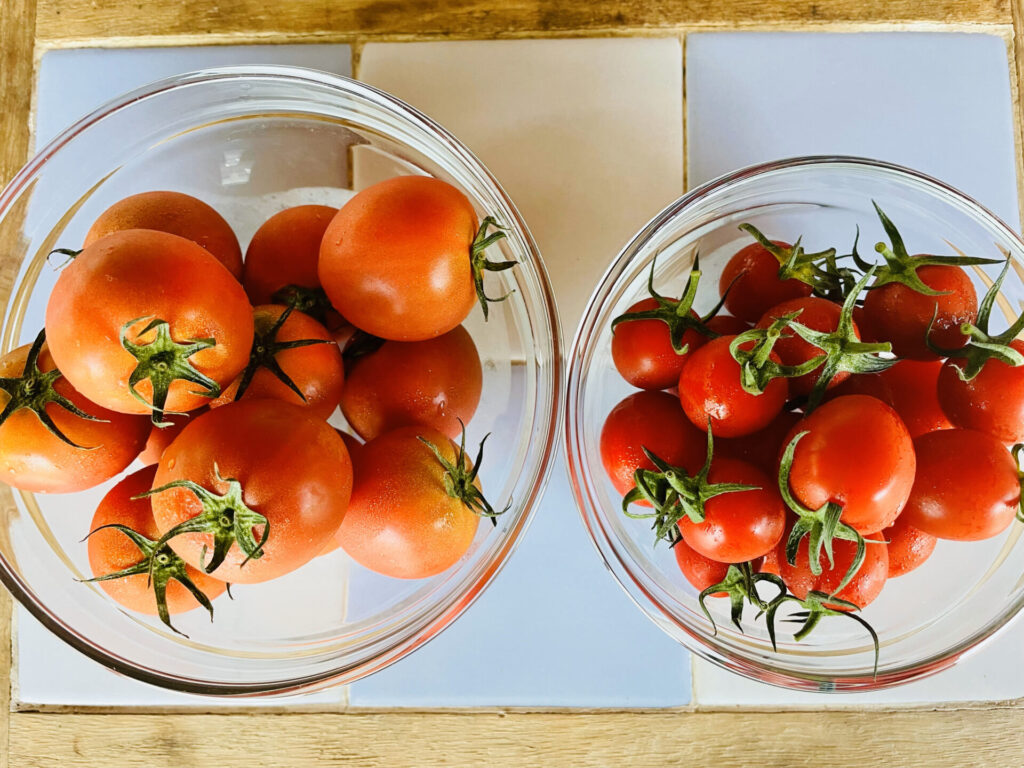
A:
[
  {"left": 47, "top": 247, "right": 82, "bottom": 268},
  {"left": 270, "top": 283, "right": 334, "bottom": 325},
  {"left": 120, "top": 316, "right": 220, "bottom": 428},
  {"left": 698, "top": 561, "right": 787, "bottom": 636},
  {"left": 469, "top": 216, "right": 517, "bottom": 320},
  {"left": 0, "top": 328, "right": 105, "bottom": 449},
  {"left": 738, "top": 223, "right": 845, "bottom": 296},
  {"left": 729, "top": 312, "right": 826, "bottom": 395},
  {"left": 1012, "top": 443, "right": 1024, "bottom": 525},
  {"left": 81, "top": 522, "right": 216, "bottom": 637}
]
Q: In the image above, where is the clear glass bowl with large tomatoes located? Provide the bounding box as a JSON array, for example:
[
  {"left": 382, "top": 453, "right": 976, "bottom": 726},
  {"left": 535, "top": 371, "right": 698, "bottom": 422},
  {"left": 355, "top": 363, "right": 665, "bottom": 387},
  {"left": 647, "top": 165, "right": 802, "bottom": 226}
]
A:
[
  {"left": 566, "top": 156, "right": 1024, "bottom": 691},
  {"left": 0, "top": 67, "right": 560, "bottom": 695}
]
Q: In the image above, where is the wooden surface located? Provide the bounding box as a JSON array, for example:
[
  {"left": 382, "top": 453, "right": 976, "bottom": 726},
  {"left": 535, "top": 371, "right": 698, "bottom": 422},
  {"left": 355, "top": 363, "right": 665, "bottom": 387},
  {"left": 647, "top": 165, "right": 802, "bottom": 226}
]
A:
[{"left": 4, "top": 0, "right": 1024, "bottom": 765}]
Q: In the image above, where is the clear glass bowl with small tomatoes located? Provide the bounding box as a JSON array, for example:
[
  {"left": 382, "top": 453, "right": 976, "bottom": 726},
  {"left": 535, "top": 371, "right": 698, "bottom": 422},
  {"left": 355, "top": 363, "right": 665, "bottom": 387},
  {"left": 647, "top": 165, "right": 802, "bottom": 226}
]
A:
[
  {"left": 567, "top": 156, "right": 1024, "bottom": 690},
  {"left": 0, "top": 67, "right": 561, "bottom": 695}
]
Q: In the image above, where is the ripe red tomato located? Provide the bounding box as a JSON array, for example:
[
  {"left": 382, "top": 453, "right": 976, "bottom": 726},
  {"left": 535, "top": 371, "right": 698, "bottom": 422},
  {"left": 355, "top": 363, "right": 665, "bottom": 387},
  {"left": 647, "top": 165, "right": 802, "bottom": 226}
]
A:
[
  {"left": 210, "top": 305, "right": 344, "bottom": 420},
  {"left": 599, "top": 391, "right": 708, "bottom": 501},
  {"left": 674, "top": 540, "right": 729, "bottom": 592},
  {"left": 678, "top": 336, "right": 789, "bottom": 438},
  {"left": 757, "top": 544, "right": 781, "bottom": 576},
  {"left": 335, "top": 426, "right": 490, "bottom": 579},
  {"left": 720, "top": 239, "right": 812, "bottom": 323},
  {"left": 320, "top": 176, "right": 511, "bottom": 341},
  {"left": 883, "top": 514, "right": 937, "bottom": 578},
  {"left": 45, "top": 230, "right": 253, "bottom": 421},
  {"left": 824, "top": 370, "right": 895, "bottom": 405},
  {"left": 137, "top": 410, "right": 199, "bottom": 466},
  {"left": 779, "top": 535, "right": 888, "bottom": 609},
  {"left": 785, "top": 395, "right": 915, "bottom": 534},
  {"left": 937, "top": 339, "right": 1024, "bottom": 443},
  {"left": 341, "top": 325, "right": 481, "bottom": 441},
  {"left": 0, "top": 337, "right": 148, "bottom": 492},
  {"left": 676, "top": 458, "right": 785, "bottom": 563},
  {"left": 84, "top": 191, "right": 242, "bottom": 278},
  {"left": 717, "top": 409, "right": 801, "bottom": 474},
  {"left": 705, "top": 314, "right": 751, "bottom": 336},
  {"left": 901, "top": 429, "right": 1018, "bottom": 541},
  {"left": 879, "top": 360, "right": 951, "bottom": 438},
  {"left": 150, "top": 401, "right": 352, "bottom": 584},
  {"left": 87, "top": 465, "right": 226, "bottom": 621},
  {"left": 611, "top": 299, "right": 706, "bottom": 390},
  {"left": 861, "top": 265, "right": 976, "bottom": 360}
]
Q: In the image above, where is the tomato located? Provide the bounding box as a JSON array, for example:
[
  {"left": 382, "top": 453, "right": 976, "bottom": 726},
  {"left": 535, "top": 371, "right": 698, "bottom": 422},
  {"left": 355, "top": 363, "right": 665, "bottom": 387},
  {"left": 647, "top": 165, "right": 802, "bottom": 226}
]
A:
[
  {"left": 785, "top": 395, "right": 915, "bottom": 534},
  {"left": 676, "top": 458, "right": 785, "bottom": 563},
  {"left": 878, "top": 360, "right": 951, "bottom": 438},
  {"left": 861, "top": 265, "right": 976, "bottom": 360},
  {"left": 319, "top": 176, "right": 513, "bottom": 341},
  {"left": 717, "top": 409, "right": 801, "bottom": 474},
  {"left": 756, "top": 297, "right": 852, "bottom": 397},
  {"left": 937, "top": 339, "right": 1024, "bottom": 443},
  {"left": 705, "top": 314, "right": 750, "bottom": 336},
  {"left": 318, "top": 431, "right": 365, "bottom": 557},
  {"left": 720, "top": 239, "right": 812, "bottom": 323},
  {"left": 779, "top": 535, "right": 888, "bottom": 609},
  {"left": 242, "top": 205, "right": 339, "bottom": 325},
  {"left": 46, "top": 230, "right": 254, "bottom": 422},
  {"left": 757, "top": 545, "right": 781, "bottom": 576},
  {"left": 137, "top": 410, "right": 199, "bottom": 467},
  {"left": 0, "top": 335, "right": 148, "bottom": 492},
  {"left": 150, "top": 400, "right": 352, "bottom": 584},
  {"left": 824, "top": 371, "right": 894, "bottom": 406},
  {"left": 883, "top": 514, "right": 937, "bottom": 578},
  {"left": 678, "top": 336, "right": 789, "bottom": 438},
  {"left": 84, "top": 191, "right": 242, "bottom": 278},
  {"left": 599, "top": 391, "right": 708, "bottom": 501},
  {"left": 901, "top": 429, "right": 1019, "bottom": 541},
  {"left": 341, "top": 325, "right": 481, "bottom": 441},
  {"left": 611, "top": 299, "right": 705, "bottom": 390},
  {"left": 210, "top": 305, "right": 344, "bottom": 420},
  {"left": 87, "top": 465, "right": 226, "bottom": 623},
  {"left": 336, "top": 426, "right": 493, "bottom": 579},
  {"left": 674, "top": 540, "right": 729, "bottom": 592}
]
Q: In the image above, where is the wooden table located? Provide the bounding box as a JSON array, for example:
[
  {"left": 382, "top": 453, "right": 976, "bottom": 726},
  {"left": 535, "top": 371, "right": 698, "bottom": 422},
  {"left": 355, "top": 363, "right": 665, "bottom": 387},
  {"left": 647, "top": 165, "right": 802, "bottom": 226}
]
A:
[{"left": 3, "top": 1, "right": 1024, "bottom": 765}]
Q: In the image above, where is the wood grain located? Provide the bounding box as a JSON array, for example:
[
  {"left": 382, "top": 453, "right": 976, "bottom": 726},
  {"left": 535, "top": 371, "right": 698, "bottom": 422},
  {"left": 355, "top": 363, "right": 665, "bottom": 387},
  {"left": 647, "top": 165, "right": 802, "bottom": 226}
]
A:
[{"left": 35, "top": 0, "right": 1012, "bottom": 47}]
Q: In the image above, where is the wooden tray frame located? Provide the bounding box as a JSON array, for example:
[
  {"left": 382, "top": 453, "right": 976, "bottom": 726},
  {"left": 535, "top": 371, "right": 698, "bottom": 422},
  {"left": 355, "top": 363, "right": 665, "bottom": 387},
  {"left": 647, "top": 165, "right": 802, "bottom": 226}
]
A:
[{"left": 3, "top": 0, "right": 1024, "bottom": 764}]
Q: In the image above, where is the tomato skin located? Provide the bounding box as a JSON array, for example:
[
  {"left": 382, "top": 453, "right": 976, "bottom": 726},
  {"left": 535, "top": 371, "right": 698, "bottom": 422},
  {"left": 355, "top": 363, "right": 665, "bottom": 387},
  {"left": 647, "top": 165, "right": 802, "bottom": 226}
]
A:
[
  {"left": 243, "top": 205, "right": 336, "bottom": 306},
  {"left": 85, "top": 191, "right": 242, "bottom": 278},
  {"left": 861, "top": 265, "right": 976, "bottom": 360},
  {"left": 151, "top": 401, "right": 352, "bottom": 584},
  {"left": 88, "top": 465, "right": 227, "bottom": 615},
  {"left": 611, "top": 299, "right": 704, "bottom": 390},
  {"left": 757, "top": 297, "right": 854, "bottom": 396},
  {"left": 677, "top": 458, "right": 785, "bottom": 563},
  {"left": 779, "top": 535, "right": 888, "bottom": 609},
  {"left": 319, "top": 176, "right": 480, "bottom": 341},
  {"left": 705, "top": 315, "right": 751, "bottom": 336},
  {"left": 674, "top": 540, "right": 729, "bottom": 593},
  {"left": 599, "top": 391, "right": 708, "bottom": 502},
  {"left": 757, "top": 545, "right": 781, "bottom": 576},
  {"left": 878, "top": 360, "right": 951, "bottom": 438},
  {"left": 0, "top": 344, "right": 149, "bottom": 493},
  {"left": 901, "top": 429, "right": 1018, "bottom": 541},
  {"left": 46, "top": 230, "right": 254, "bottom": 416},
  {"left": 884, "top": 515, "right": 937, "bottom": 578},
  {"left": 335, "top": 426, "right": 481, "bottom": 579},
  {"left": 717, "top": 409, "right": 801, "bottom": 474},
  {"left": 137, "top": 410, "right": 201, "bottom": 466},
  {"left": 720, "top": 240, "right": 812, "bottom": 323},
  {"left": 786, "top": 395, "right": 915, "bottom": 535},
  {"left": 678, "top": 336, "right": 789, "bottom": 438},
  {"left": 341, "top": 325, "right": 481, "bottom": 441},
  {"left": 211, "top": 305, "right": 344, "bottom": 419},
  {"left": 937, "top": 340, "right": 1024, "bottom": 443}
]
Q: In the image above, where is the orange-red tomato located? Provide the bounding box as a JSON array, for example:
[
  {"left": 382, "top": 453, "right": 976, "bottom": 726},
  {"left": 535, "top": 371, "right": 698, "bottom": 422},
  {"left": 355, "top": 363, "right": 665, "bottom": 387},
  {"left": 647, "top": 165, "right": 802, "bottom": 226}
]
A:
[
  {"left": 85, "top": 191, "right": 243, "bottom": 278},
  {"left": 151, "top": 401, "right": 352, "bottom": 584},
  {"left": 336, "top": 426, "right": 483, "bottom": 579},
  {"left": 341, "top": 325, "right": 481, "bottom": 441},
  {"left": 717, "top": 409, "right": 802, "bottom": 474},
  {"left": 720, "top": 239, "right": 812, "bottom": 323},
  {"left": 674, "top": 540, "right": 730, "bottom": 593},
  {"left": 137, "top": 409, "right": 203, "bottom": 467},
  {"left": 319, "top": 176, "right": 486, "bottom": 341},
  {"left": 46, "top": 230, "right": 254, "bottom": 418},
  {"left": 879, "top": 360, "right": 952, "bottom": 438},
  {"left": 0, "top": 340, "right": 148, "bottom": 493},
  {"left": 884, "top": 514, "right": 937, "bottom": 578},
  {"left": 211, "top": 305, "right": 344, "bottom": 420},
  {"left": 611, "top": 299, "right": 706, "bottom": 390},
  {"left": 938, "top": 339, "right": 1024, "bottom": 444},
  {"left": 87, "top": 465, "right": 226, "bottom": 616},
  {"left": 779, "top": 536, "right": 888, "bottom": 610}
]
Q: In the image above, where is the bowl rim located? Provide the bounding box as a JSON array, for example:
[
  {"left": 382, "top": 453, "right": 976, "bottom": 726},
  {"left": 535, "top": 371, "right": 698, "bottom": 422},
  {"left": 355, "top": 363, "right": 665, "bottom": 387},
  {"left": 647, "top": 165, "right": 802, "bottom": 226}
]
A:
[
  {"left": 564, "top": 153, "right": 1024, "bottom": 692},
  {"left": 0, "top": 64, "right": 564, "bottom": 696}
]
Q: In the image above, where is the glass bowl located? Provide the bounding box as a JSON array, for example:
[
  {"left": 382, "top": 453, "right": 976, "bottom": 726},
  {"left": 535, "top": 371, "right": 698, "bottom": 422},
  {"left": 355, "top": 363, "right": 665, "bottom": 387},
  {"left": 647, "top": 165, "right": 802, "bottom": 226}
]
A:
[
  {"left": 0, "top": 66, "right": 561, "bottom": 695},
  {"left": 566, "top": 156, "right": 1024, "bottom": 691}
]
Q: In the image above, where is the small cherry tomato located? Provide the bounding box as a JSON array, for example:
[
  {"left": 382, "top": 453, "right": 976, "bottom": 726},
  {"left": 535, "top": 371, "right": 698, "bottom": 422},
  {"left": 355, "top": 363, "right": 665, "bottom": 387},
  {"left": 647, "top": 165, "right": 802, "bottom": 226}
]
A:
[
  {"left": 901, "top": 428, "right": 1019, "bottom": 541},
  {"left": 341, "top": 325, "right": 481, "bottom": 441},
  {"left": 678, "top": 336, "right": 789, "bottom": 438},
  {"left": 785, "top": 395, "right": 915, "bottom": 535},
  {"left": 600, "top": 391, "right": 708, "bottom": 502},
  {"left": 717, "top": 409, "right": 801, "bottom": 474},
  {"left": 84, "top": 191, "right": 242, "bottom": 278},
  {"left": 937, "top": 339, "right": 1024, "bottom": 444},
  {"left": 779, "top": 535, "right": 888, "bottom": 610},
  {"left": 720, "top": 239, "right": 812, "bottom": 323},
  {"left": 674, "top": 540, "right": 729, "bottom": 593},
  {"left": 878, "top": 360, "right": 951, "bottom": 438},
  {"left": 883, "top": 515, "right": 937, "bottom": 578},
  {"left": 611, "top": 299, "right": 706, "bottom": 390}
]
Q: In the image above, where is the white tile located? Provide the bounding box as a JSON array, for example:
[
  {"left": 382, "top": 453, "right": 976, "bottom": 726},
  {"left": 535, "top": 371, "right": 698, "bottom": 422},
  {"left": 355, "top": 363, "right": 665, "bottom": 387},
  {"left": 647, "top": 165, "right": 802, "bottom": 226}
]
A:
[{"left": 686, "top": 31, "right": 1023, "bottom": 706}]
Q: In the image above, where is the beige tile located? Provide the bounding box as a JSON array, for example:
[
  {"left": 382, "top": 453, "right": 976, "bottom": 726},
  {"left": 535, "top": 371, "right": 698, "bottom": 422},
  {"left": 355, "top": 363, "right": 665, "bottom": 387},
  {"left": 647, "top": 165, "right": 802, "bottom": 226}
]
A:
[{"left": 359, "top": 38, "right": 684, "bottom": 334}]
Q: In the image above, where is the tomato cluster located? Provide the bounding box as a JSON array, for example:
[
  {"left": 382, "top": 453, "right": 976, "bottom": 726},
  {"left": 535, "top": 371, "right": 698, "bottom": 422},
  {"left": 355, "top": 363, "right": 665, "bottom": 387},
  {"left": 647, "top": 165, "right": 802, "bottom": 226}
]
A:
[
  {"left": 605, "top": 206, "right": 1024, "bottom": 663},
  {"left": 5, "top": 177, "right": 515, "bottom": 633}
]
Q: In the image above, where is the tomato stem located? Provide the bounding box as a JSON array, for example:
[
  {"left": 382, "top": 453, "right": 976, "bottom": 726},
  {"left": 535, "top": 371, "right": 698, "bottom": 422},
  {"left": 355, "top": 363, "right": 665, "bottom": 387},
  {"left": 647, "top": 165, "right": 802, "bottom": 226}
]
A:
[
  {"left": 729, "top": 313, "right": 825, "bottom": 395},
  {"left": 1013, "top": 443, "right": 1024, "bottom": 525},
  {"left": 738, "top": 223, "right": 846, "bottom": 296},
  {"left": 699, "top": 561, "right": 786, "bottom": 636},
  {"left": 270, "top": 284, "right": 333, "bottom": 325},
  {"left": 470, "top": 216, "right": 517, "bottom": 320}
]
